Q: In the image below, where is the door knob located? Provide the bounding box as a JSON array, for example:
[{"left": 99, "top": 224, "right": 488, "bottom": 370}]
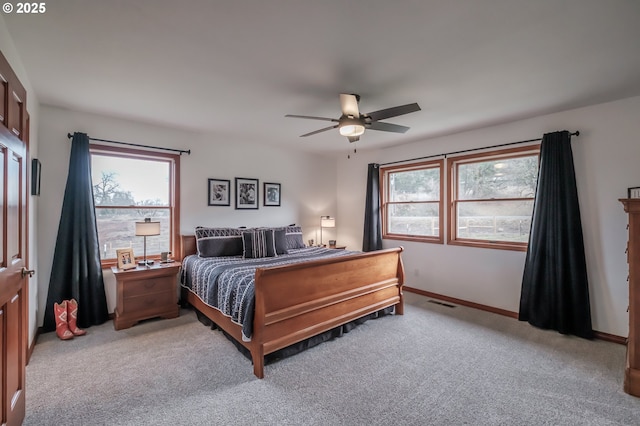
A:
[{"left": 21, "top": 267, "right": 35, "bottom": 278}]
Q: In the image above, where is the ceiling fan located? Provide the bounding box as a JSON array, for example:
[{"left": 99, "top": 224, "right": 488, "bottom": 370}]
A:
[{"left": 285, "top": 94, "right": 421, "bottom": 143}]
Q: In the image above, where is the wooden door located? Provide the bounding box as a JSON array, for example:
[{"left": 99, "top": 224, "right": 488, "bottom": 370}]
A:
[{"left": 0, "top": 125, "right": 27, "bottom": 425}]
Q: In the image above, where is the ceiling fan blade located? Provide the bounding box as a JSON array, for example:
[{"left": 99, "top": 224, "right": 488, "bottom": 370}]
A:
[
  {"left": 285, "top": 114, "right": 339, "bottom": 123},
  {"left": 365, "top": 103, "right": 421, "bottom": 122},
  {"left": 339, "top": 94, "right": 360, "bottom": 118},
  {"left": 367, "top": 121, "right": 410, "bottom": 133},
  {"left": 300, "top": 125, "right": 339, "bottom": 137}
]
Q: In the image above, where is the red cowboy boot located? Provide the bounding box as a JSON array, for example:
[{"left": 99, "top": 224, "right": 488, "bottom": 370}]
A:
[
  {"left": 67, "top": 298, "right": 87, "bottom": 336},
  {"left": 54, "top": 301, "right": 74, "bottom": 340}
]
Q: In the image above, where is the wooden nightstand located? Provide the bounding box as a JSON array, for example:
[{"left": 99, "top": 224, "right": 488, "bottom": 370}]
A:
[
  {"left": 111, "top": 261, "right": 181, "bottom": 330},
  {"left": 328, "top": 245, "right": 347, "bottom": 250}
]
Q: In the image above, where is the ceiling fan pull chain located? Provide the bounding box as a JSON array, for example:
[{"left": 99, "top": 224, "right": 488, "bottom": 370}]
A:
[{"left": 347, "top": 143, "right": 358, "bottom": 159}]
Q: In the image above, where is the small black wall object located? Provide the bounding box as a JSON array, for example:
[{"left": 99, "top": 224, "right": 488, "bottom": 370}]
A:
[{"left": 31, "top": 158, "right": 41, "bottom": 196}]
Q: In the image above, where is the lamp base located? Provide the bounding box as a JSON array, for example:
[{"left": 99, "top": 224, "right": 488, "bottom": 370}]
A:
[{"left": 138, "top": 259, "right": 155, "bottom": 266}]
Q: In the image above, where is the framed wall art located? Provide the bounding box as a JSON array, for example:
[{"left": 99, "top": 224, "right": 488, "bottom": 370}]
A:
[
  {"left": 116, "top": 248, "right": 137, "bottom": 270},
  {"left": 264, "top": 182, "right": 281, "bottom": 206},
  {"left": 208, "top": 178, "right": 231, "bottom": 206},
  {"left": 235, "top": 177, "right": 259, "bottom": 209}
]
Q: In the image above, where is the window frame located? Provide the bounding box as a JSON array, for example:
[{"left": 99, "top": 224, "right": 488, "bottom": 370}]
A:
[
  {"left": 381, "top": 159, "right": 444, "bottom": 244},
  {"left": 90, "top": 144, "right": 180, "bottom": 268},
  {"left": 447, "top": 144, "right": 540, "bottom": 252}
]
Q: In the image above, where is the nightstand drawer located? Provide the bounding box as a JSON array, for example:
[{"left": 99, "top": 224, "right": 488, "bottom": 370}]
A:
[
  {"left": 123, "top": 290, "right": 175, "bottom": 313},
  {"left": 125, "top": 276, "right": 173, "bottom": 297}
]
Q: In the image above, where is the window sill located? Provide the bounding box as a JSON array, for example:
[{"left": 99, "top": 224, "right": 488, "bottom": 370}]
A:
[
  {"left": 447, "top": 238, "right": 528, "bottom": 252},
  {"left": 383, "top": 234, "right": 443, "bottom": 244}
]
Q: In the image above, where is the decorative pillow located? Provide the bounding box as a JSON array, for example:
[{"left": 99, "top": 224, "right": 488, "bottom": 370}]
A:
[
  {"left": 273, "top": 229, "right": 289, "bottom": 255},
  {"left": 195, "top": 227, "right": 243, "bottom": 257},
  {"left": 242, "top": 229, "right": 277, "bottom": 259},
  {"left": 284, "top": 226, "right": 305, "bottom": 249}
]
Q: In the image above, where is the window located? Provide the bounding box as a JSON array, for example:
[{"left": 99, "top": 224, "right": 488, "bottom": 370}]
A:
[
  {"left": 448, "top": 145, "right": 539, "bottom": 251},
  {"left": 381, "top": 160, "right": 444, "bottom": 243},
  {"left": 90, "top": 145, "right": 180, "bottom": 266}
]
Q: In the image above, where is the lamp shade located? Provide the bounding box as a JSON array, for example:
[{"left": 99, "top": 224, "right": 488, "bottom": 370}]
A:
[
  {"left": 135, "top": 221, "right": 161, "bottom": 236},
  {"left": 321, "top": 217, "right": 335, "bottom": 228}
]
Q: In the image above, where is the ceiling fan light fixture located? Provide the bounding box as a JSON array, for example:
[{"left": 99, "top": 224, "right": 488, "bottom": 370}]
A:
[{"left": 339, "top": 123, "right": 365, "bottom": 137}]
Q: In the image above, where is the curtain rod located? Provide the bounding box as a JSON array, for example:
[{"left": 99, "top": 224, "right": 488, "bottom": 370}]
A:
[
  {"left": 379, "top": 131, "right": 579, "bottom": 167},
  {"left": 67, "top": 133, "right": 191, "bottom": 155}
]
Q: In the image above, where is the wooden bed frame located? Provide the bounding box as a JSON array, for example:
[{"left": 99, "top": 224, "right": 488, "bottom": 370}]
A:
[{"left": 179, "top": 235, "right": 404, "bottom": 378}]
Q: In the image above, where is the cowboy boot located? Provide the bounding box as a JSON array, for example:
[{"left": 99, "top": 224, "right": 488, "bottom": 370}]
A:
[
  {"left": 54, "top": 301, "right": 74, "bottom": 340},
  {"left": 67, "top": 298, "right": 87, "bottom": 336}
]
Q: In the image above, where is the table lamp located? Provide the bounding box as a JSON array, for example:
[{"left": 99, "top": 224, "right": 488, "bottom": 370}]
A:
[
  {"left": 320, "top": 216, "right": 335, "bottom": 246},
  {"left": 135, "top": 218, "right": 161, "bottom": 266}
]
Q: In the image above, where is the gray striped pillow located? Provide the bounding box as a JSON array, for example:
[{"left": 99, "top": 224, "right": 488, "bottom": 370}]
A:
[{"left": 242, "top": 229, "right": 277, "bottom": 259}]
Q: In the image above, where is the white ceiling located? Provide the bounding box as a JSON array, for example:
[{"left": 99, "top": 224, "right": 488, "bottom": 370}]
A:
[{"left": 4, "top": 0, "right": 640, "bottom": 154}]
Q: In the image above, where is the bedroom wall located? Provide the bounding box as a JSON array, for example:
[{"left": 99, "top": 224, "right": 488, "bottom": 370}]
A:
[
  {"left": 37, "top": 105, "right": 337, "bottom": 323},
  {"left": 336, "top": 95, "right": 640, "bottom": 338},
  {"left": 1, "top": 16, "right": 40, "bottom": 345}
]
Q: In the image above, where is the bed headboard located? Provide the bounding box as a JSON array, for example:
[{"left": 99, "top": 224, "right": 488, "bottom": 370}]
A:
[{"left": 179, "top": 235, "right": 197, "bottom": 260}]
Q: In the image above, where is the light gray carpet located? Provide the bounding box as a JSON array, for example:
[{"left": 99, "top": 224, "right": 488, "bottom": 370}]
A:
[{"left": 25, "top": 293, "right": 639, "bottom": 425}]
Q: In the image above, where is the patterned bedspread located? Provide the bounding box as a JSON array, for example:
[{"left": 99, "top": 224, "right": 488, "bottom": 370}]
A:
[{"left": 180, "top": 247, "right": 356, "bottom": 341}]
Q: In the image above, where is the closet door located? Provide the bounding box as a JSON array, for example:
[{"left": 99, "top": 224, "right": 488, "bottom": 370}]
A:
[
  {"left": 0, "top": 49, "right": 29, "bottom": 426},
  {"left": 0, "top": 118, "right": 27, "bottom": 426}
]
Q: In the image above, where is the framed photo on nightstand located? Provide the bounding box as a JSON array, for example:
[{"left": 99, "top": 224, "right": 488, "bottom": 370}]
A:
[
  {"left": 116, "top": 248, "right": 136, "bottom": 270},
  {"left": 628, "top": 187, "right": 640, "bottom": 199}
]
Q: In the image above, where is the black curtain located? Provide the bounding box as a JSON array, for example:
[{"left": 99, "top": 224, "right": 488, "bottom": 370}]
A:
[
  {"left": 519, "top": 131, "right": 593, "bottom": 339},
  {"left": 42, "top": 132, "right": 109, "bottom": 332},
  {"left": 362, "top": 163, "right": 382, "bottom": 252}
]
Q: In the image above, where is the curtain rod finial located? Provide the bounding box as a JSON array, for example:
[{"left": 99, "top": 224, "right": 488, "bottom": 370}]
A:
[
  {"left": 574, "top": 131, "right": 580, "bottom": 137},
  {"left": 67, "top": 133, "right": 73, "bottom": 139}
]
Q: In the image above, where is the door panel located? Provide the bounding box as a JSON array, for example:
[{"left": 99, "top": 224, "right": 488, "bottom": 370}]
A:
[
  {"left": 5, "top": 292, "right": 24, "bottom": 419},
  {"left": 0, "top": 147, "right": 4, "bottom": 263},
  {"left": 0, "top": 77, "right": 6, "bottom": 124},
  {"left": 7, "top": 151, "right": 21, "bottom": 260}
]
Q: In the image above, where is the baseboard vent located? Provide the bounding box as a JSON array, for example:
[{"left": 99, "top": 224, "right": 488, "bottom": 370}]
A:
[{"left": 427, "top": 299, "right": 456, "bottom": 308}]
